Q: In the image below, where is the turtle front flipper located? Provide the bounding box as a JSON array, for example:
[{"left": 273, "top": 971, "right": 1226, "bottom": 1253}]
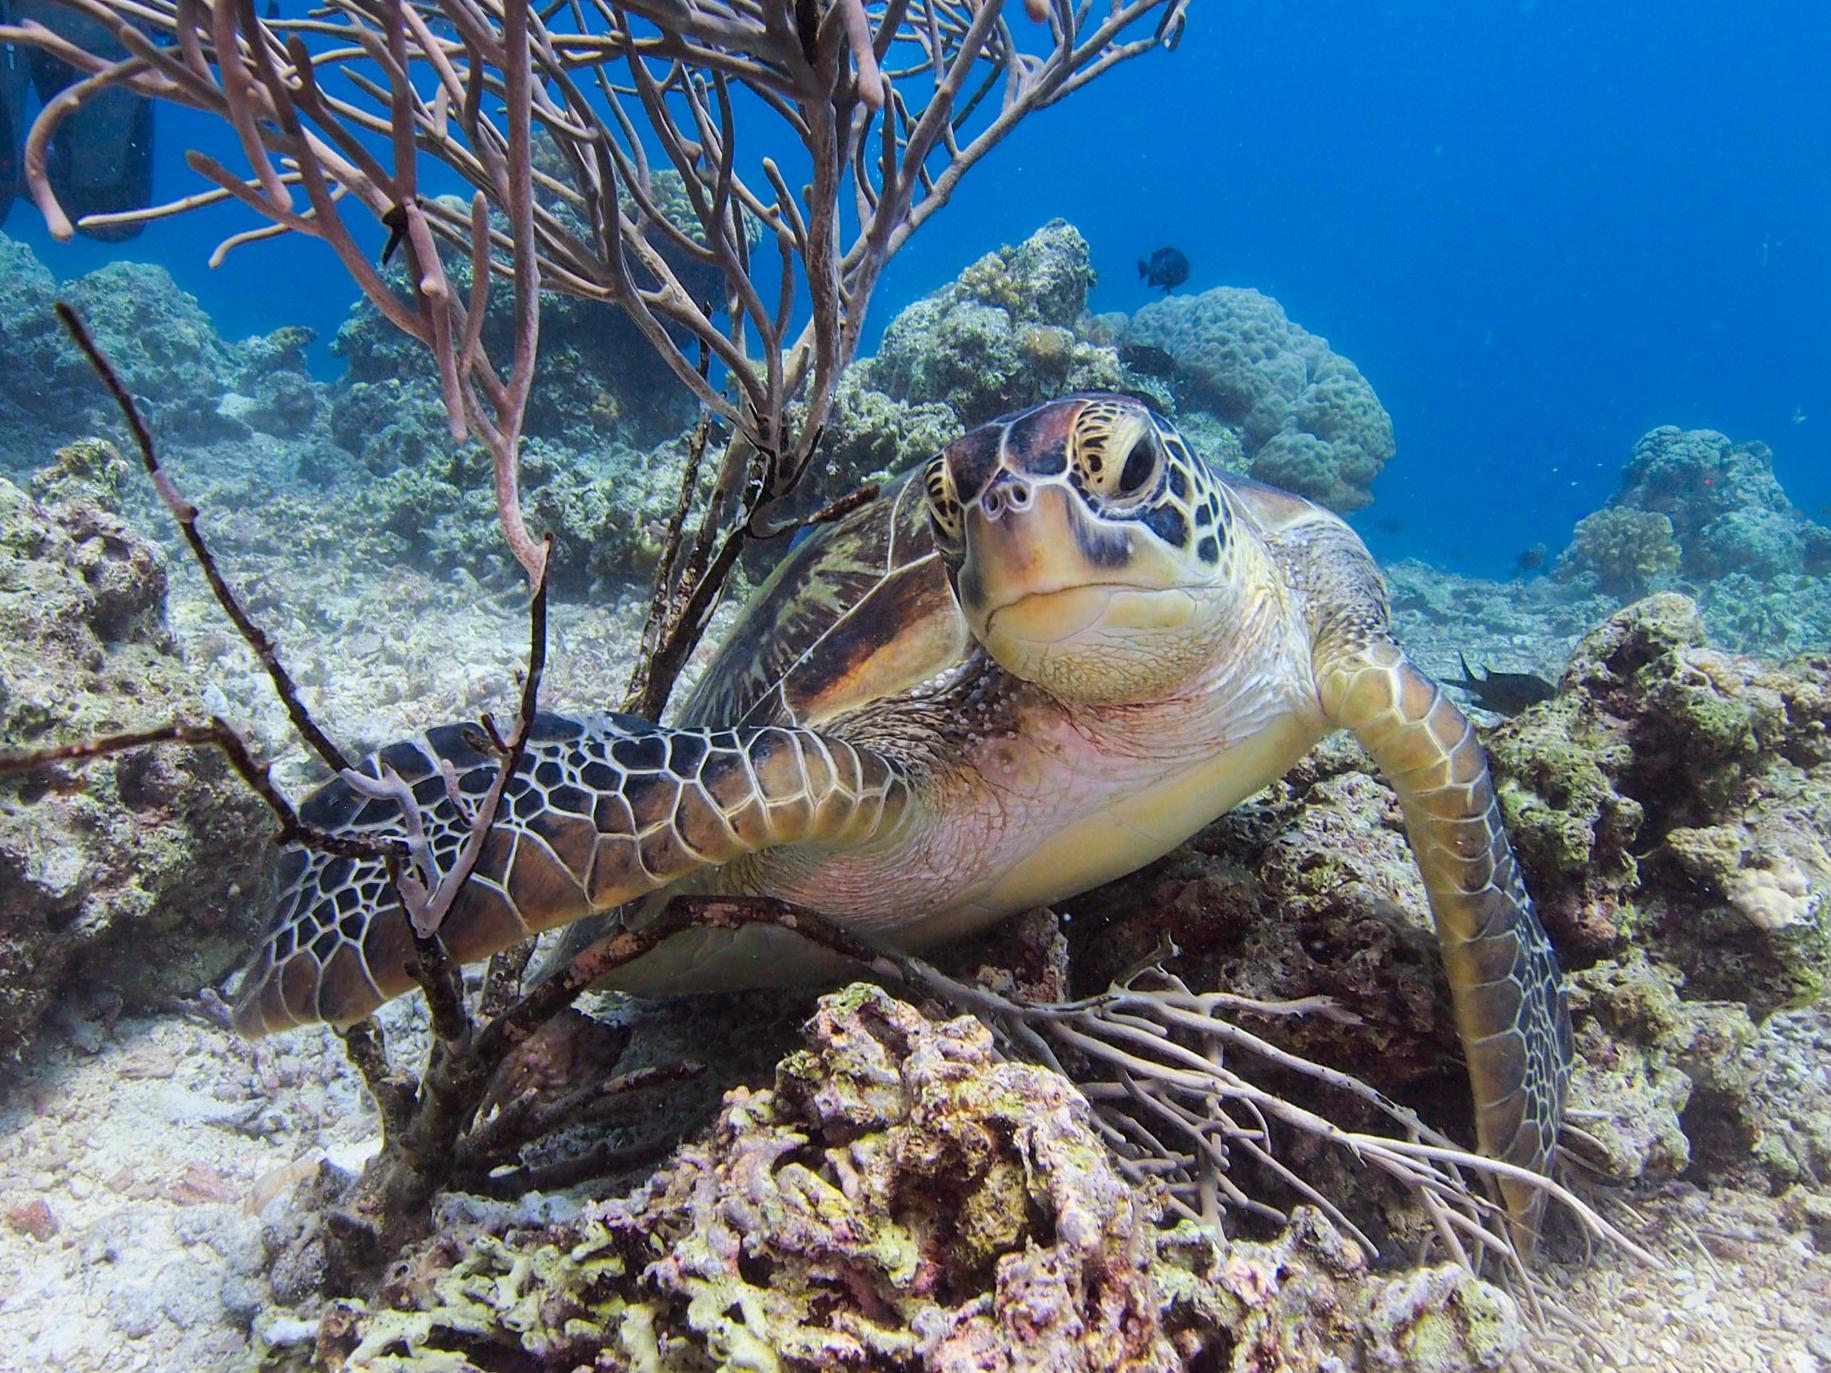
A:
[
  {"left": 1318, "top": 641, "right": 1573, "bottom": 1257},
  {"left": 230, "top": 712, "right": 907, "bottom": 1037}
]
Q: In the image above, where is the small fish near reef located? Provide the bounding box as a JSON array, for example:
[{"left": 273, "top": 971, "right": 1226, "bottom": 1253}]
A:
[
  {"left": 1448, "top": 652, "right": 1556, "bottom": 717},
  {"left": 1514, "top": 544, "right": 1547, "bottom": 575},
  {"left": 1138, "top": 246, "right": 1189, "bottom": 293},
  {"left": 229, "top": 393, "right": 1570, "bottom": 1252}
]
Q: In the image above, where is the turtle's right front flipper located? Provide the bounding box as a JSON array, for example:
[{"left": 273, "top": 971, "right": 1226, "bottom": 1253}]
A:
[
  {"left": 230, "top": 712, "right": 906, "bottom": 1036},
  {"left": 1319, "top": 641, "right": 1573, "bottom": 1258}
]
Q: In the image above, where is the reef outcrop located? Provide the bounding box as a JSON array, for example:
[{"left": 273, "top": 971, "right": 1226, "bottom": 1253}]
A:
[
  {"left": 1558, "top": 426, "right": 1831, "bottom": 589},
  {"left": 293, "top": 984, "right": 1520, "bottom": 1372},
  {"left": 0, "top": 450, "right": 267, "bottom": 1055},
  {"left": 863, "top": 220, "right": 1127, "bottom": 429}
]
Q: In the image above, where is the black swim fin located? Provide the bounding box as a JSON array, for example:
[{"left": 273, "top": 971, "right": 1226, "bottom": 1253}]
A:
[
  {"left": 16, "top": 2, "right": 155, "bottom": 240},
  {"left": 0, "top": 41, "right": 24, "bottom": 231}
]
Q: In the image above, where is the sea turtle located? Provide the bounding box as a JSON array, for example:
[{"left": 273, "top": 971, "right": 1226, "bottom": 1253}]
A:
[{"left": 230, "top": 393, "right": 1572, "bottom": 1240}]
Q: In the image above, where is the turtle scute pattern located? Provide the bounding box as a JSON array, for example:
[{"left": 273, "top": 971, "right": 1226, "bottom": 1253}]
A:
[{"left": 231, "top": 712, "right": 906, "bottom": 1036}]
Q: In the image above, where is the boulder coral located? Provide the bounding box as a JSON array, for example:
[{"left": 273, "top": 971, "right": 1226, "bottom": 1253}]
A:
[
  {"left": 1555, "top": 507, "right": 1681, "bottom": 596},
  {"left": 1123, "top": 286, "right": 1394, "bottom": 512},
  {"left": 294, "top": 984, "right": 1520, "bottom": 1372},
  {"left": 1562, "top": 426, "right": 1831, "bottom": 585}
]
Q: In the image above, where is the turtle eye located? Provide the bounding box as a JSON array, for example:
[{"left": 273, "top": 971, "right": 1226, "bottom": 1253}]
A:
[
  {"left": 923, "top": 457, "right": 964, "bottom": 550},
  {"left": 1115, "top": 433, "right": 1160, "bottom": 498}
]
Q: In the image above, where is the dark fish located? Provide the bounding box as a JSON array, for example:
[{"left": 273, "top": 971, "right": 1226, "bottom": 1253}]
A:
[
  {"left": 1138, "top": 246, "right": 1189, "bottom": 293},
  {"left": 1514, "top": 544, "right": 1546, "bottom": 574},
  {"left": 380, "top": 200, "right": 413, "bottom": 264},
  {"left": 1447, "top": 652, "right": 1556, "bottom": 717},
  {"left": 1375, "top": 515, "right": 1406, "bottom": 535},
  {"left": 1118, "top": 341, "right": 1178, "bottom": 378}
]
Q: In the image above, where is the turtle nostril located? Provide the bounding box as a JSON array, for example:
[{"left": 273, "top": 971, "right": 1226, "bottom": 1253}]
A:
[{"left": 981, "top": 476, "right": 1032, "bottom": 521}]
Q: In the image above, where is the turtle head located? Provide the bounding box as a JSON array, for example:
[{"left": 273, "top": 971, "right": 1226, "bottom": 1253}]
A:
[{"left": 924, "top": 394, "right": 1243, "bottom": 705}]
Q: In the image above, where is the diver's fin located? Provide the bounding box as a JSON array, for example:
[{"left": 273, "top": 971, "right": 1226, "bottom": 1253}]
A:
[
  {"left": 0, "top": 45, "right": 24, "bottom": 231},
  {"left": 22, "top": 40, "right": 154, "bottom": 240}
]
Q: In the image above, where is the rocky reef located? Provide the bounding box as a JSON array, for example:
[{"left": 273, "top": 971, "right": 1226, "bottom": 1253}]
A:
[
  {"left": 0, "top": 445, "right": 268, "bottom": 1055},
  {"left": 0, "top": 231, "right": 699, "bottom": 597},
  {"left": 285, "top": 984, "right": 1519, "bottom": 1372},
  {"left": 1485, "top": 596, "right": 1830, "bottom": 1186}
]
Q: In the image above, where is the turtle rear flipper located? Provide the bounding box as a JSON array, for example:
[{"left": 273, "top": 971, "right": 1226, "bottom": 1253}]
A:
[
  {"left": 230, "top": 712, "right": 906, "bottom": 1036},
  {"left": 1321, "top": 642, "right": 1573, "bottom": 1258}
]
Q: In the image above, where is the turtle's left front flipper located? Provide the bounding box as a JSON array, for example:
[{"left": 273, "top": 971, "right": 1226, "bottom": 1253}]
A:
[{"left": 1320, "top": 639, "right": 1573, "bottom": 1257}]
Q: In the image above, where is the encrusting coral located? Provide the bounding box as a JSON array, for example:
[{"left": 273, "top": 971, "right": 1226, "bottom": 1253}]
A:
[{"left": 285, "top": 984, "right": 1520, "bottom": 1373}]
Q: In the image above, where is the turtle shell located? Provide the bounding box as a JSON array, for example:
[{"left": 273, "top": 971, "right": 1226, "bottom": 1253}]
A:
[{"left": 679, "top": 471, "right": 973, "bottom": 731}]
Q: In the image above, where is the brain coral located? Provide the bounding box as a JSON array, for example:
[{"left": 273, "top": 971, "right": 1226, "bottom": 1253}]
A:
[{"left": 1122, "top": 286, "right": 1394, "bottom": 511}]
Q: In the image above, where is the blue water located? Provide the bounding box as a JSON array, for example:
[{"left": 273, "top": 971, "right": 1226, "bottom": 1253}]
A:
[{"left": 10, "top": 1, "right": 1829, "bottom": 578}]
